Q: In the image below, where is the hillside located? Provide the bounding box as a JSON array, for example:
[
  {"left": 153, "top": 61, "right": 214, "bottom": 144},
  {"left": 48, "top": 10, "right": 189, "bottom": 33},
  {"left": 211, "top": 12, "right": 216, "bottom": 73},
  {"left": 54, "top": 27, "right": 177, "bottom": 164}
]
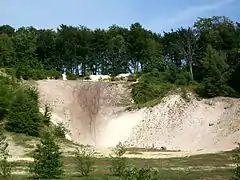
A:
[{"left": 36, "top": 79, "right": 240, "bottom": 154}]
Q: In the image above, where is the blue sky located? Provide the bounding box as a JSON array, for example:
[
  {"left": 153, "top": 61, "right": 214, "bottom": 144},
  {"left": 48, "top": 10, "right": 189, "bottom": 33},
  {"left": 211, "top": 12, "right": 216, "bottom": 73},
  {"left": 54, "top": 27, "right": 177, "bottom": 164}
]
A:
[{"left": 1, "top": 0, "right": 239, "bottom": 33}]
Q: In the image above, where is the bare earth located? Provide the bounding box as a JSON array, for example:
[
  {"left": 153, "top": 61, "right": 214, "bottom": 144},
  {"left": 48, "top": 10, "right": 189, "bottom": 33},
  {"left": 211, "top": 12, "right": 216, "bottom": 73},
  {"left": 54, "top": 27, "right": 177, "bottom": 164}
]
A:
[{"left": 36, "top": 79, "right": 240, "bottom": 157}]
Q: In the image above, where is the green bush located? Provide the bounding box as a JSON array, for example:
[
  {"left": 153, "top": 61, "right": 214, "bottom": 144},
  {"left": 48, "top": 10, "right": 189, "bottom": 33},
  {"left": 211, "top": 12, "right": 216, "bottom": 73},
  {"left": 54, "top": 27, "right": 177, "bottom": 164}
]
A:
[
  {"left": 232, "top": 144, "right": 240, "bottom": 180},
  {"left": 29, "top": 130, "right": 63, "bottom": 179},
  {"left": 132, "top": 82, "right": 173, "bottom": 104},
  {"left": 52, "top": 122, "right": 69, "bottom": 139},
  {"left": 0, "top": 125, "right": 12, "bottom": 178},
  {"left": 109, "top": 142, "right": 127, "bottom": 176},
  {"left": 84, "top": 71, "right": 91, "bottom": 80},
  {"left": 46, "top": 69, "right": 62, "bottom": 79},
  {"left": 122, "top": 167, "right": 159, "bottom": 180},
  {"left": 43, "top": 104, "right": 51, "bottom": 125},
  {"left": 66, "top": 71, "right": 79, "bottom": 80},
  {"left": 74, "top": 146, "right": 96, "bottom": 176},
  {"left": 6, "top": 88, "right": 43, "bottom": 137},
  {"left": 131, "top": 71, "right": 175, "bottom": 105},
  {"left": 175, "top": 71, "right": 191, "bottom": 86},
  {"left": 0, "top": 76, "right": 18, "bottom": 121}
]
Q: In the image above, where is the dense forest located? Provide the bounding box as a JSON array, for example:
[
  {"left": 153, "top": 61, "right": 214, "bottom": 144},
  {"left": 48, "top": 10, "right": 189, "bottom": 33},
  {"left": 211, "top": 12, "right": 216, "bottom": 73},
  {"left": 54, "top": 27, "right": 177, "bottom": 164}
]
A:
[{"left": 0, "top": 16, "right": 240, "bottom": 101}]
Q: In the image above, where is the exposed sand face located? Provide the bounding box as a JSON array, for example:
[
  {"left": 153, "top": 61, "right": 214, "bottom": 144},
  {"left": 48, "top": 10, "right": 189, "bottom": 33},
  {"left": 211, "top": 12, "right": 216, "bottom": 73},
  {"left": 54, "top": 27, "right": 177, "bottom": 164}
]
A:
[{"left": 37, "top": 80, "right": 240, "bottom": 154}]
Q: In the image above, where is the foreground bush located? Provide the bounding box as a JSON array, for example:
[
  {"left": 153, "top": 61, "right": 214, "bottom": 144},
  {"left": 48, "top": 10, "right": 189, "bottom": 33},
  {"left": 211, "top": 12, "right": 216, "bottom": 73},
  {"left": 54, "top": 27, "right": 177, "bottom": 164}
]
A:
[
  {"left": 122, "top": 167, "right": 159, "bottom": 180},
  {"left": 232, "top": 144, "right": 240, "bottom": 180},
  {"left": 110, "top": 142, "right": 127, "bottom": 176},
  {"left": 30, "top": 130, "right": 63, "bottom": 179},
  {"left": 74, "top": 146, "right": 96, "bottom": 176}
]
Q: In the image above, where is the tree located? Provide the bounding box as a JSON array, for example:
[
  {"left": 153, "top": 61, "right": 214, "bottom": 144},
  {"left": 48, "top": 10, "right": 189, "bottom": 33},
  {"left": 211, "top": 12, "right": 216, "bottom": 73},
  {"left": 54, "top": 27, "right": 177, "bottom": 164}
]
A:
[
  {"left": 6, "top": 88, "right": 43, "bottom": 137},
  {"left": 164, "top": 27, "right": 197, "bottom": 82},
  {"left": 29, "top": 130, "right": 63, "bottom": 179},
  {"left": 198, "top": 45, "right": 233, "bottom": 97},
  {"left": 0, "top": 34, "right": 15, "bottom": 67},
  {"left": 0, "top": 25, "right": 15, "bottom": 36}
]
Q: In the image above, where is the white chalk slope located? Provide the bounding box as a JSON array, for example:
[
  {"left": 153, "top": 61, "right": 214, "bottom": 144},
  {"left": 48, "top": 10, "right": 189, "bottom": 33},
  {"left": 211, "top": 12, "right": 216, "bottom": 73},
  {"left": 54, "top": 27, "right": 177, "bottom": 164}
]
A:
[{"left": 37, "top": 80, "right": 240, "bottom": 153}]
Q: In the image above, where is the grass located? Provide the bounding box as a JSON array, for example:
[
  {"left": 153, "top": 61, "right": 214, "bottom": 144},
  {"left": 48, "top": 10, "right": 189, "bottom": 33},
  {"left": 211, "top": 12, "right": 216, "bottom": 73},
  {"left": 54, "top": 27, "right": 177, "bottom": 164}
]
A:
[
  {"left": 8, "top": 132, "right": 39, "bottom": 149},
  {"left": 8, "top": 151, "right": 235, "bottom": 179},
  {"left": 125, "top": 147, "right": 180, "bottom": 152},
  {"left": 6, "top": 169, "right": 234, "bottom": 180}
]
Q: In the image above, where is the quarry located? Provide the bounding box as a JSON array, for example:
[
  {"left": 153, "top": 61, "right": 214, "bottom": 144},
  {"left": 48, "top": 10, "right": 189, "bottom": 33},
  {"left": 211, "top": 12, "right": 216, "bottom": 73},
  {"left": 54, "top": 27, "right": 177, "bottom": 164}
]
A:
[{"left": 36, "top": 78, "right": 240, "bottom": 156}]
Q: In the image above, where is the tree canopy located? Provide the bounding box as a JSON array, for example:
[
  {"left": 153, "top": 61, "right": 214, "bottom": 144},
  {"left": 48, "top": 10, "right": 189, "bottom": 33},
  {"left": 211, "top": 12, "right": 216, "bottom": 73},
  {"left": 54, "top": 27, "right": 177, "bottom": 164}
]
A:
[{"left": 0, "top": 16, "right": 239, "bottom": 98}]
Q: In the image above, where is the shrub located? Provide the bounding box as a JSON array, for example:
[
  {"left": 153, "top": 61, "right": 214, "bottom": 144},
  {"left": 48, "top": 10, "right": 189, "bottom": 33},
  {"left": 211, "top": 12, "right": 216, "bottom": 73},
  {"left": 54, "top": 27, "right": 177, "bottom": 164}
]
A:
[
  {"left": 6, "top": 88, "right": 43, "bottom": 137},
  {"left": 0, "top": 76, "right": 15, "bottom": 121},
  {"left": 53, "top": 122, "right": 69, "bottom": 139},
  {"left": 132, "top": 82, "right": 173, "bottom": 104},
  {"left": 122, "top": 167, "right": 159, "bottom": 180},
  {"left": 0, "top": 125, "right": 12, "bottom": 178},
  {"left": 46, "top": 69, "right": 62, "bottom": 79},
  {"left": 66, "top": 71, "right": 79, "bottom": 80},
  {"left": 232, "top": 144, "right": 240, "bottom": 180},
  {"left": 109, "top": 142, "right": 127, "bottom": 176},
  {"left": 131, "top": 71, "right": 174, "bottom": 105},
  {"left": 84, "top": 71, "right": 91, "bottom": 80},
  {"left": 175, "top": 71, "right": 191, "bottom": 86},
  {"left": 29, "top": 130, "right": 63, "bottom": 179},
  {"left": 43, "top": 104, "right": 51, "bottom": 125},
  {"left": 74, "top": 146, "right": 96, "bottom": 176}
]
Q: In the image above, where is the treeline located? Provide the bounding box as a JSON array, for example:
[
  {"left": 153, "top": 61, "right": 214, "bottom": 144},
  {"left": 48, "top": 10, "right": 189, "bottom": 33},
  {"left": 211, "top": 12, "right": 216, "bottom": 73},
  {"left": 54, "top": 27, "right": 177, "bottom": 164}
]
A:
[{"left": 0, "top": 16, "right": 240, "bottom": 99}]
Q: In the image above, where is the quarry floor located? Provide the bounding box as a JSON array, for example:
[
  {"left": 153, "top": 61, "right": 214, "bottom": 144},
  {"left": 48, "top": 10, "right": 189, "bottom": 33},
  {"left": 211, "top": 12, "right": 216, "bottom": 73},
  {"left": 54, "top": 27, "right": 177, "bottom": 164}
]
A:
[{"left": 7, "top": 134, "right": 236, "bottom": 179}]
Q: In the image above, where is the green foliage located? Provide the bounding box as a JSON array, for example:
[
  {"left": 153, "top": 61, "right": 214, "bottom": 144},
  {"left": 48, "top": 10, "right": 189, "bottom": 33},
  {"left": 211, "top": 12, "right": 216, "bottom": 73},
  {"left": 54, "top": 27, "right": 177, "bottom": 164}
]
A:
[
  {"left": 6, "top": 87, "right": 43, "bottom": 137},
  {"left": 122, "top": 167, "right": 159, "bottom": 180},
  {"left": 29, "top": 130, "right": 63, "bottom": 179},
  {"left": 16, "top": 67, "right": 47, "bottom": 80},
  {"left": 197, "top": 45, "right": 234, "bottom": 97},
  {"left": 52, "top": 122, "right": 69, "bottom": 139},
  {"left": 109, "top": 142, "right": 127, "bottom": 176},
  {"left": 46, "top": 69, "right": 62, "bottom": 79},
  {"left": 1, "top": 15, "right": 240, "bottom": 97},
  {"left": 132, "top": 77, "right": 173, "bottom": 105},
  {"left": 43, "top": 104, "right": 51, "bottom": 125},
  {"left": 232, "top": 144, "right": 240, "bottom": 180},
  {"left": 74, "top": 146, "right": 96, "bottom": 176},
  {"left": 0, "top": 125, "right": 12, "bottom": 178},
  {"left": 0, "top": 77, "right": 15, "bottom": 121}
]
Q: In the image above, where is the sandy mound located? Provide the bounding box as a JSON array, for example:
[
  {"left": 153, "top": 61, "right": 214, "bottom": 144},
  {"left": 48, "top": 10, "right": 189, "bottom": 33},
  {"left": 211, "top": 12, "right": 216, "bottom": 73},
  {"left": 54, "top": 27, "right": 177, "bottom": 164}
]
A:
[
  {"left": 37, "top": 80, "right": 240, "bottom": 153},
  {"left": 124, "top": 95, "right": 240, "bottom": 152}
]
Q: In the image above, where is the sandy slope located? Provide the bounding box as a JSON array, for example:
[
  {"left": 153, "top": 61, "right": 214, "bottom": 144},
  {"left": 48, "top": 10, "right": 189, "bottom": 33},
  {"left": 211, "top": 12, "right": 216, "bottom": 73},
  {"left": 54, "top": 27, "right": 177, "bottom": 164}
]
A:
[{"left": 37, "top": 80, "right": 240, "bottom": 153}]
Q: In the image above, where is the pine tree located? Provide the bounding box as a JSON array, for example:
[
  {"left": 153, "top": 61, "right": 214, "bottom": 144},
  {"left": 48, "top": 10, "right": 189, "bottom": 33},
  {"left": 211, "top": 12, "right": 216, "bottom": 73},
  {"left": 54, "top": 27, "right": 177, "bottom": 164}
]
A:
[{"left": 29, "top": 130, "right": 63, "bottom": 179}]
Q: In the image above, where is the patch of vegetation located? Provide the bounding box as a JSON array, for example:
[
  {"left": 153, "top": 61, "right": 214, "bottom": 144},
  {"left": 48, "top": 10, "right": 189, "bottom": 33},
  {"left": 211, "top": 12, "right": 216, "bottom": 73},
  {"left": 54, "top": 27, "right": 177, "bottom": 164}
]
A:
[
  {"left": 6, "top": 87, "right": 43, "bottom": 137},
  {"left": 29, "top": 130, "right": 63, "bottom": 179},
  {"left": 232, "top": 144, "right": 240, "bottom": 180},
  {"left": 74, "top": 146, "right": 96, "bottom": 177},
  {"left": 109, "top": 142, "right": 128, "bottom": 177},
  {"left": 0, "top": 75, "right": 48, "bottom": 138},
  {"left": 0, "top": 125, "right": 12, "bottom": 178},
  {"left": 52, "top": 122, "right": 70, "bottom": 139},
  {"left": 125, "top": 147, "right": 180, "bottom": 153},
  {"left": 9, "top": 132, "right": 38, "bottom": 149}
]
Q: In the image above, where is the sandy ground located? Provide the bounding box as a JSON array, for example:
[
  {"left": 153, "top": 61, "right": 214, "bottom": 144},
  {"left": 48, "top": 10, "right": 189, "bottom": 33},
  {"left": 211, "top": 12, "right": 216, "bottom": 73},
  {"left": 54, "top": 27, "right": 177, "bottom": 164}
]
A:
[{"left": 36, "top": 80, "right": 240, "bottom": 155}]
